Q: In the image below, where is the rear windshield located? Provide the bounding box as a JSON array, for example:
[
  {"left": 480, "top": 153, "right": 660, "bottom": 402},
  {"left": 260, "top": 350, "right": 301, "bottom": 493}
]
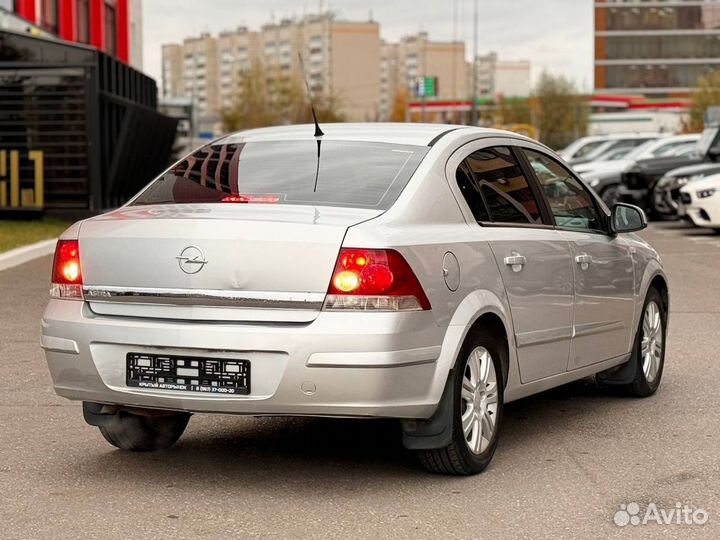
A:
[{"left": 131, "top": 140, "right": 429, "bottom": 210}]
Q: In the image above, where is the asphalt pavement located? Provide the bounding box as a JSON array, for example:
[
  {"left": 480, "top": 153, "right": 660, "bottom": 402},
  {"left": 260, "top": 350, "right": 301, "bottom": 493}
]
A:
[{"left": 1, "top": 222, "right": 719, "bottom": 540}]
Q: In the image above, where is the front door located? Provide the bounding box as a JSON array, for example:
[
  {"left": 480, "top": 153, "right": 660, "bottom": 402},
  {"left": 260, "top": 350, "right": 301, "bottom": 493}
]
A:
[{"left": 521, "top": 148, "right": 636, "bottom": 370}]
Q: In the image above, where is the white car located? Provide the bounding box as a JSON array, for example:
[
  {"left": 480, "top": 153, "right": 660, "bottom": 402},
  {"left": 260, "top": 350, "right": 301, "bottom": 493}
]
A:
[
  {"left": 574, "top": 133, "right": 701, "bottom": 178},
  {"left": 680, "top": 173, "right": 720, "bottom": 231},
  {"left": 559, "top": 133, "right": 661, "bottom": 165}
]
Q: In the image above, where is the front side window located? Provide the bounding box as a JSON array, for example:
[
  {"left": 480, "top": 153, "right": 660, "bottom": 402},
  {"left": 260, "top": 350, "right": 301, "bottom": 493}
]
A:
[
  {"left": 524, "top": 149, "right": 604, "bottom": 233},
  {"left": 131, "top": 140, "right": 429, "bottom": 210},
  {"left": 458, "top": 146, "right": 542, "bottom": 225}
]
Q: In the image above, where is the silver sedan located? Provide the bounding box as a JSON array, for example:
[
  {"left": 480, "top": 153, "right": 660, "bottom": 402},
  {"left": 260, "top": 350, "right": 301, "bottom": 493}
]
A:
[{"left": 42, "top": 123, "right": 668, "bottom": 475}]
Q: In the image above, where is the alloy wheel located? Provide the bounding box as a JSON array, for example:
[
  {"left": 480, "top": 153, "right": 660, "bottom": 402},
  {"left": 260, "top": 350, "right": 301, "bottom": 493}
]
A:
[
  {"left": 641, "top": 300, "right": 663, "bottom": 383},
  {"left": 461, "top": 347, "right": 499, "bottom": 454}
]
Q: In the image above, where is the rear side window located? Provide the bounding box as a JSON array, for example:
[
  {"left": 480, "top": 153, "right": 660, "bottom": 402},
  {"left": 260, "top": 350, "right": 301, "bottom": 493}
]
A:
[
  {"left": 132, "top": 140, "right": 429, "bottom": 210},
  {"left": 455, "top": 146, "right": 542, "bottom": 225}
]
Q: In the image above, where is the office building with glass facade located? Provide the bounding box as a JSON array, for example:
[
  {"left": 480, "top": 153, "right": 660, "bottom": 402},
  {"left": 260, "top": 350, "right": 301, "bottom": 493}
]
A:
[{"left": 595, "top": 0, "right": 720, "bottom": 95}]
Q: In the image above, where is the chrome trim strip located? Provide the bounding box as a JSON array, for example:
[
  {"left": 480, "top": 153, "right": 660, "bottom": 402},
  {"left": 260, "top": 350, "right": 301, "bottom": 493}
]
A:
[
  {"left": 515, "top": 326, "right": 574, "bottom": 348},
  {"left": 573, "top": 320, "right": 626, "bottom": 338},
  {"left": 307, "top": 346, "right": 441, "bottom": 368},
  {"left": 83, "top": 286, "right": 325, "bottom": 310}
]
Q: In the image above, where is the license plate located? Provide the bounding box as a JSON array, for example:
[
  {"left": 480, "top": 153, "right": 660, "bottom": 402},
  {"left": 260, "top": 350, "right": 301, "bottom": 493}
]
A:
[{"left": 126, "top": 353, "right": 250, "bottom": 395}]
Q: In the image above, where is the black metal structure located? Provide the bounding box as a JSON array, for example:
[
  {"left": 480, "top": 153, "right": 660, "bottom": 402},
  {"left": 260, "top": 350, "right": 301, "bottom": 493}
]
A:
[{"left": 0, "top": 29, "right": 178, "bottom": 216}]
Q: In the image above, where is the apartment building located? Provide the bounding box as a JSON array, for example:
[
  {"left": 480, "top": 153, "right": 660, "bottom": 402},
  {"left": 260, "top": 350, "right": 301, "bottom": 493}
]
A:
[
  {"left": 217, "top": 28, "right": 260, "bottom": 111},
  {"left": 379, "top": 41, "right": 400, "bottom": 120},
  {"left": 401, "top": 32, "right": 467, "bottom": 101},
  {"left": 162, "top": 14, "right": 381, "bottom": 126},
  {"left": 178, "top": 33, "right": 219, "bottom": 119},
  {"left": 161, "top": 43, "right": 183, "bottom": 99},
  {"left": 378, "top": 33, "right": 467, "bottom": 121},
  {"left": 595, "top": 0, "right": 720, "bottom": 95},
  {"left": 475, "top": 52, "right": 531, "bottom": 99}
]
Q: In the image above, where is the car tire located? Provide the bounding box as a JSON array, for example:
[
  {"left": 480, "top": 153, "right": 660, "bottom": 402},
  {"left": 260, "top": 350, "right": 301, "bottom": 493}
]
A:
[
  {"left": 600, "top": 184, "right": 622, "bottom": 207},
  {"left": 601, "top": 287, "right": 667, "bottom": 398},
  {"left": 98, "top": 410, "right": 190, "bottom": 451},
  {"left": 416, "top": 328, "right": 504, "bottom": 475}
]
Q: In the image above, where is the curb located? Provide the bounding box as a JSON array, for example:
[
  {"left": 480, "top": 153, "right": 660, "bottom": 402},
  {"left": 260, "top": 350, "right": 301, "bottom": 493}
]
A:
[{"left": 0, "top": 238, "right": 57, "bottom": 272}]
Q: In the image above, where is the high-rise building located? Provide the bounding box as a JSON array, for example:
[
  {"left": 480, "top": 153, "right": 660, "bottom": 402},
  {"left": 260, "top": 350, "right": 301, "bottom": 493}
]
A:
[
  {"left": 595, "top": 0, "right": 720, "bottom": 95},
  {"left": 400, "top": 32, "right": 467, "bottom": 101},
  {"left": 217, "top": 27, "right": 260, "bottom": 111},
  {"left": 2, "top": 0, "right": 143, "bottom": 70},
  {"left": 379, "top": 41, "right": 400, "bottom": 120},
  {"left": 162, "top": 14, "right": 381, "bottom": 125},
  {"left": 474, "top": 52, "right": 531, "bottom": 99},
  {"left": 377, "top": 33, "right": 467, "bottom": 121},
  {"left": 179, "top": 33, "right": 220, "bottom": 121}
]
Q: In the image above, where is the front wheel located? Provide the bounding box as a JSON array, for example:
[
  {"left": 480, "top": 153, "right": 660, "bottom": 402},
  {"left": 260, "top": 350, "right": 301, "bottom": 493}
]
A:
[
  {"left": 98, "top": 410, "right": 190, "bottom": 451},
  {"left": 600, "top": 288, "right": 667, "bottom": 397},
  {"left": 417, "top": 329, "right": 504, "bottom": 475}
]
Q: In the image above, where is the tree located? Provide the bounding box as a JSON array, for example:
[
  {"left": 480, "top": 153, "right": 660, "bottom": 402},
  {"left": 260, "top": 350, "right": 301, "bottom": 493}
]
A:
[
  {"left": 222, "top": 62, "right": 344, "bottom": 132},
  {"left": 533, "top": 72, "right": 588, "bottom": 150},
  {"left": 497, "top": 97, "right": 532, "bottom": 126},
  {"left": 389, "top": 87, "right": 408, "bottom": 122},
  {"left": 688, "top": 71, "right": 720, "bottom": 132}
]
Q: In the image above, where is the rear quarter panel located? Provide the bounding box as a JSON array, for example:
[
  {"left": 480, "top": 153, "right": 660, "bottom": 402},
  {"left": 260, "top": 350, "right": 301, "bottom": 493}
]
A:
[{"left": 343, "top": 134, "right": 520, "bottom": 399}]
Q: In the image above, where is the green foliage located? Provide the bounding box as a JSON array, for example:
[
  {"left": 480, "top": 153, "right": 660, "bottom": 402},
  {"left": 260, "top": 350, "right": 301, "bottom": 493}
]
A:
[
  {"left": 497, "top": 97, "right": 532, "bottom": 126},
  {"left": 688, "top": 71, "right": 720, "bottom": 132},
  {"left": 222, "top": 62, "right": 345, "bottom": 132},
  {"left": 0, "top": 218, "right": 68, "bottom": 253},
  {"left": 533, "top": 72, "right": 588, "bottom": 150}
]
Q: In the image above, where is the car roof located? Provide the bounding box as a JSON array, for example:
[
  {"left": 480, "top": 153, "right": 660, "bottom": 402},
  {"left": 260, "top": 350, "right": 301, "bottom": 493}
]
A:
[{"left": 220, "top": 122, "right": 514, "bottom": 147}]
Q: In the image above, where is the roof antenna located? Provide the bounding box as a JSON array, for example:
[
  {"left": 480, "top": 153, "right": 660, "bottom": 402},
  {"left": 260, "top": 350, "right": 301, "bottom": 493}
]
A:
[{"left": 298, "top": 52, "right": 324, "bottom": 137}]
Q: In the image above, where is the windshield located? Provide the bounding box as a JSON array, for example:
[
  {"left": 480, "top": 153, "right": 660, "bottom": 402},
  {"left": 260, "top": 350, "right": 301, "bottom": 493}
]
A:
[{"left": 131, "top": 140, "right": 430, "bottom": 210}]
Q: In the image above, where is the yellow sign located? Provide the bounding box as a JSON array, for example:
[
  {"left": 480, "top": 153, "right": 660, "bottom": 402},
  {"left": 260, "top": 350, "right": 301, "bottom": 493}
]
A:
[{"left": 0, "top": 150, "right": 44, "bottom": 209}]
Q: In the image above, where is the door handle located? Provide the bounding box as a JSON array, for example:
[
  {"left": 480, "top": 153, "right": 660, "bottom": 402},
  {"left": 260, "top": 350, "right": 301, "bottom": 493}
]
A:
[
  {"left": 575, "top": 253, "right": 592, "bottom": 270},
  {"left": 504, "top": 254, "right": 526, "bottom": 272}
]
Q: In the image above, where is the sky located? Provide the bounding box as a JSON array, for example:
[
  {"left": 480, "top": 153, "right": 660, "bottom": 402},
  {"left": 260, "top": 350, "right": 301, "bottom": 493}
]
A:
[{"left": 142, "top": 0, "right": 594, "bottom": 92}]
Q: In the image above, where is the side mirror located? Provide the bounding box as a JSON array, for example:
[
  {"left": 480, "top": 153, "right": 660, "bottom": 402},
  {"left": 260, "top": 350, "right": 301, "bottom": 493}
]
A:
[{"left": 611, "top": 203, "right": 647, "bottom": 234}]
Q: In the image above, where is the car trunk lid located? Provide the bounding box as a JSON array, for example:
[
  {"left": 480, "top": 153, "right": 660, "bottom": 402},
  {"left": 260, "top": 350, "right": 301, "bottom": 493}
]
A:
[{"left": 80, "top": 204, "right": 380, "bottom": 323}]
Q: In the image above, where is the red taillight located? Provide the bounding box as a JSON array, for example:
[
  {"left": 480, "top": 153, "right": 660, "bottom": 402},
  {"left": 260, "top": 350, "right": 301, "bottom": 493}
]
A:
[
  {"left": 325, "top": 248, "right": 431, "bottom": 311},
  {"left": 50, "top": 240, "right": 83, "bottom": 300},
  {"left": 220, "top": 194, "right": 279, "bottom": 204}
]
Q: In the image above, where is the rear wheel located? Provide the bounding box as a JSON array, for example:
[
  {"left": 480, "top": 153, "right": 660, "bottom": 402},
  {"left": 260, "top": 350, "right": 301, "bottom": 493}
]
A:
[
  {"left": 98, "top": 410, "right": 190, "bottom": 451},
  {"left": 417, "top": 329, "right": 504, "bottom": 475}
]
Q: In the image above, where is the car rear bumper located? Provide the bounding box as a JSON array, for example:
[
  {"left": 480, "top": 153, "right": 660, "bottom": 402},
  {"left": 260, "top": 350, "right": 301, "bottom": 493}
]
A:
[{"left": 41, "top": 300, "right": 449, "bottom": 419}]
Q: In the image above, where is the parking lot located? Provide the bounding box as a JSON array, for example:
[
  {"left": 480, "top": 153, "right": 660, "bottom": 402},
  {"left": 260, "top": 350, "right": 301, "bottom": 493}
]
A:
[{"left": 1, "top": 222, "right": 719, "bottom": 540}]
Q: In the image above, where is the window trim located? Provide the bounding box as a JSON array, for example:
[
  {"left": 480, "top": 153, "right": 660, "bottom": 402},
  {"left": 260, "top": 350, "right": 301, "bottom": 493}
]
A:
[{"left": 518, "top": 146, "right": 612, "bottom": 236}]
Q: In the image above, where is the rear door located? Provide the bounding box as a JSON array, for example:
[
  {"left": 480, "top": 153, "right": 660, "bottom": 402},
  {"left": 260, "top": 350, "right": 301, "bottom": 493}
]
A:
[
  {"left": 520, "top": 148, "right": 636, "bottom": 369},
  {"left": 452, "top": 142, "right": 575, "bottom": 383}
]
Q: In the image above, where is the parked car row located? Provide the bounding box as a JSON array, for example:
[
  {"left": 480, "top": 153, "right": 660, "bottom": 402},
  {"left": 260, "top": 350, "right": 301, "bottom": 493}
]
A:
[{"left": 564, "top": 126, "right": 720, "bottom": 228}]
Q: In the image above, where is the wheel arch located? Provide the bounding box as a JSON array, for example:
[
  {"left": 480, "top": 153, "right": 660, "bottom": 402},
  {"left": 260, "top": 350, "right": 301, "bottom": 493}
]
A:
[
  {"left": 402, "top": 290, "right": 514, "bottom": 451},
  {"left": 438, "top": 289, "right": 516, "bottom": 392},
  {"left": 649, "top": 273, "right": 669, "bottom": 313}
]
